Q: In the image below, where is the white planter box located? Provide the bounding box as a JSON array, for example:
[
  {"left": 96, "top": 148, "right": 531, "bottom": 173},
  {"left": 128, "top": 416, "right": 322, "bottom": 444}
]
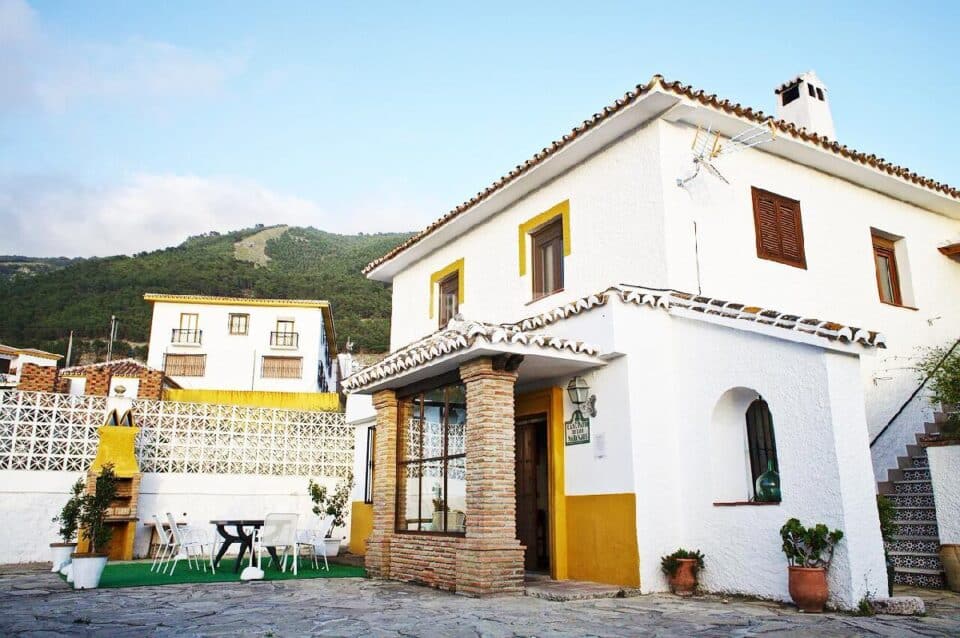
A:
[
  {"left": 49, "top": 543, "right": 76, "bottom": 573},
  {"left": 321, "top": 538, "right": 341, "bottom": 557},
  {"left": 71, "top": 555, "right": 108, "bottom": 590}
]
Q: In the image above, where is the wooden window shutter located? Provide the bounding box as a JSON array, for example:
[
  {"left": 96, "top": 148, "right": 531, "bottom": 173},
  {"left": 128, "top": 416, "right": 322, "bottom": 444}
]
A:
[{"left": 752, "top": 187, "right": 806, "bottom": 269}]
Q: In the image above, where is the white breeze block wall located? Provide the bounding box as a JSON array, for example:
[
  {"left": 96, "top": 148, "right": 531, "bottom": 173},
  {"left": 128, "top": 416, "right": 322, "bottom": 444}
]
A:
[
  {"left": 928, "top": 444, "right": 960, "bottom": 545},
  {"left": 0, "top": 471, "right": 349, "bottom": 564}
]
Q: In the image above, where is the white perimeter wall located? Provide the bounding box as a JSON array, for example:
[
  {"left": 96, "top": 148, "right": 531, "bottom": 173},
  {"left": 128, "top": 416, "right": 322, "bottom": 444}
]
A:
[
  {"left": 146, "top": 302, "right": 327, "bottom": 392},
  {"left": 928, "top": 445, "right": 960, "bottom": 545},
  {"left": 0, "top": 471, "right": 348, "bottom": 564}
]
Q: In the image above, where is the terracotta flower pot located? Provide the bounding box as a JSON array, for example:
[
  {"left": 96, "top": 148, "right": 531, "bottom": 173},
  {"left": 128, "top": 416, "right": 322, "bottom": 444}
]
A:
[
  {"left": 940, "top": 545, "right": 960, "bottom": 593},
  {"left": 788, "top": 566, "right": 828, "bottom": 613},
  {"left": 669, "top": 558, "right": 698, "bottom": 596}
]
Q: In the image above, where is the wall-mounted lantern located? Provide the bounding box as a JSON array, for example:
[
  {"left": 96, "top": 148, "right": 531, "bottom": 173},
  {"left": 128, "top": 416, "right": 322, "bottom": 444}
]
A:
[
  {"left": 566, "top": 376, "right": 597, "bottom": 417},
  {"left": 564, "top": 376, "right": 597, "bottom": 446}
]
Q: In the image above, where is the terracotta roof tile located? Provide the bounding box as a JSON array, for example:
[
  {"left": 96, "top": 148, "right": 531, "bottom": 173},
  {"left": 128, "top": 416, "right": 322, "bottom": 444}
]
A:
[{"left": 364, "top": 74, "right": 959, "bottom": 275}]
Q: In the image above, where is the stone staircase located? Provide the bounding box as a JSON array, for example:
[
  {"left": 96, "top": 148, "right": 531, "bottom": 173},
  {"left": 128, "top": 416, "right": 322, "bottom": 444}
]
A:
[{"left": 878, "top": 413, "right": 948, "bottom": 589}]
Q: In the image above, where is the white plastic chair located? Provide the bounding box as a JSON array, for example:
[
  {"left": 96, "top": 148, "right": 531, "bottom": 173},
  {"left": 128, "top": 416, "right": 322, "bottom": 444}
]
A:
[
  {"left": 296, "top": 515, "right": 334, "bottom": 571},
  {"left": 150, "top": 514, "right": 176, "bottom": 572},
  {"left": 252, "top": 513, "right": 300, "bottom": 575},
  {"left": 166, "top": 512, "right": 217, "bottom": 575}
]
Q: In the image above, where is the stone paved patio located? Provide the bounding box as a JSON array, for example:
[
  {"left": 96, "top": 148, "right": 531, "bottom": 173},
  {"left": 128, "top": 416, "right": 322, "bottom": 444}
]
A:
[{"left": 1, "top": 565, "right": 959, "bottom": 637}]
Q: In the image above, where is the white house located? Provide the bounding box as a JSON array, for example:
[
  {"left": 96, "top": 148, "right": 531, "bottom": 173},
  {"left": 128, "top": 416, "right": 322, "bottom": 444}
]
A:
[
  {"left": 0, "top": 344, "right": 61, "bottom": 388},
  {"left": 343, "top": 72, "right": 960, "bottom": 606},
  {"left": 144, "top": 294, "right": 338, "bottom": 394}
]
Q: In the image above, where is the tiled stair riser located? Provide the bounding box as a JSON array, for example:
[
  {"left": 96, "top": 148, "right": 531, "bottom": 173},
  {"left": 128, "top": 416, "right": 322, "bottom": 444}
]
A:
[
  {"left": 888, "top": 552, "right": 944, "bottom": 570},
  {"left": 893, "top": 571, "right": 946, "bottom": 588},
  {"left": 901, "top": 468, "right": 931, "bottom": 481},
  {"left": 894, "top": 480, "right": 933, "bottom": 494},
  {"left": 890, "top": 493, "right": 935, "bottom": 508},
  {"left": 892, "top": 521, "right": 939, "bottom": 536},
  {"left": 887, "top": 538, "right": 941, "bottom": 554}
]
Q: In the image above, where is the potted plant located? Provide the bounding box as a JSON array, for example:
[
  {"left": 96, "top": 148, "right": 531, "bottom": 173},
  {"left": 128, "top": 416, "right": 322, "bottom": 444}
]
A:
[
  {"left": 308, "top": 472, "right": 353, "bottom": 556},
  {"left": 780, "top": 518, "right": 843, "bottom": 612},
  {"left": 50, "top": 478, "right": 84, "bottom": 573},
  {"left": 71, "top": 465, "right": 118, "bottom": 590},
  {"left": 660, "top": 548, "right": 705, "bottom": 596}
]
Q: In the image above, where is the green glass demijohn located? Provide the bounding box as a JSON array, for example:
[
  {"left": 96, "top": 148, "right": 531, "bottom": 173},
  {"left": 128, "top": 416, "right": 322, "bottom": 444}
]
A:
[{"left": 755, "top": 460, "right": 781, "bottom": 502}]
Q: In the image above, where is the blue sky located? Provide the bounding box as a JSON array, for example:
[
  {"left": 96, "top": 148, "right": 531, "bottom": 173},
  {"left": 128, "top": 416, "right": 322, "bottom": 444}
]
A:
[{"left": 1, "top": 0, "right": 957, "bottom": 256}]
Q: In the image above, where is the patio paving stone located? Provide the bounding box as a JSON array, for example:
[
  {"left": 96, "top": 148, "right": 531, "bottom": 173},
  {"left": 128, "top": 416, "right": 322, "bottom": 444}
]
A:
[{"left": 0, "top": 565, "right": 958, "bottom": 636}]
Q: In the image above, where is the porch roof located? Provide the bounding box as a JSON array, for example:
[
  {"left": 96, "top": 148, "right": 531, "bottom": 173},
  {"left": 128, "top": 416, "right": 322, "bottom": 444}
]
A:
[{"left": 342, "top": 318, "right": 606, "bottom": 394}]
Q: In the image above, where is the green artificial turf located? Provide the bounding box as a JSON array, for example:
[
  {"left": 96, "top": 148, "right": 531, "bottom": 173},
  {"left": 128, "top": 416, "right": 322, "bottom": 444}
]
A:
[{"left": 62, "top": 558, "right": 365, "bottom": 589}]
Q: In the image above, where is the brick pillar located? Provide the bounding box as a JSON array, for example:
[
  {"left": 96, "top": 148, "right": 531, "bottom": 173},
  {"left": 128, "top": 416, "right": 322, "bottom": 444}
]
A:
[
  {"left": 365, "top": 389, "right": 398, "bottom": 578},
  {"left": 455, "top": 357, "right": 525, "bottom": 595},
  {"left": 86, "top": 369, "right": 111, "bottom": 396},
  {"left": 138, "top": 369, "right": 164, "bottom": 400},
  {"left": 16, "top": 363, "right": 58, "bottom": 392}
]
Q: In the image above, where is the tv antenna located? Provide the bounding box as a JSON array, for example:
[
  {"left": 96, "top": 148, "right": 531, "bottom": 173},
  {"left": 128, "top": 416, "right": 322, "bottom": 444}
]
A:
[{"left": 676, "top": 120, "right": 776, "bottom": 188}]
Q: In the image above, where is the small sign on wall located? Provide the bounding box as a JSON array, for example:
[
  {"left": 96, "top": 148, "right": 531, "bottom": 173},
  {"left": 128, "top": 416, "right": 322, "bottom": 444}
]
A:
[{"left": 565, "top": 410, "right": 590, "bottom": 445}]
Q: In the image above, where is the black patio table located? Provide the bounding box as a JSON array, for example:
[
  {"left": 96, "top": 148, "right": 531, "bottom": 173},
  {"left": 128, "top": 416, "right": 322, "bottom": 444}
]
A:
[{"left": 210, "top": 520, "right": 283, "bottom": 573}]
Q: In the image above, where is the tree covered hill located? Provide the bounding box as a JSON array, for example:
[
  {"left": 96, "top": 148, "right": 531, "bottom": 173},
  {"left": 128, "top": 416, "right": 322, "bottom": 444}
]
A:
[
  {"left": 0, "top": 226, "right": 412, "bottom": 360},
  {"left": 0, "top": 255, "right": 83, "bottom": 280}
]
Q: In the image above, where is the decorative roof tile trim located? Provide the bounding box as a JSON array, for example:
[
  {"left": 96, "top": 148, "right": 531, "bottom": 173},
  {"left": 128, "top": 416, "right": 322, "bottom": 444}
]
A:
[
  {"left": 60, "top": 358, "right": 158, "bottom": 377},
  {"left": 364, "top": 75, "right": 959, "bottom": 275},
  {"left": 341, "top": 317, "right": 601, "bottom": 392},
  {"left": 143, "top": 293, "right": 329, "bottom": 308},
  {"left": 344, "top": 284, "right": 884, "bottom": 392}
]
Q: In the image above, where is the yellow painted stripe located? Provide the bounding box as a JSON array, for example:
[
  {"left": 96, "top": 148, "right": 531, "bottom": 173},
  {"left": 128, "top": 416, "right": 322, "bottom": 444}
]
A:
[
  {"left": 349, "top": 501, "right": 373, "bottom": 555},
  {"left": 517, "top": 200, "right": 571, "bottom": 276},
  {"left": 565, "top": 492, "right": 640, "bottom": 587},
  {"left": 163, "top": 389, "right": 342, "bottom": 412}
]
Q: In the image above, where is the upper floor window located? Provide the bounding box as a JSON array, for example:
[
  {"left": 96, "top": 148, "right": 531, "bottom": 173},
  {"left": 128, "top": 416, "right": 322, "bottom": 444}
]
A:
[
  {"left": 752, "top": 187, "right": 806, "bottom": 269},
  {"left": 163, "top": 353, "right": 206, "bottom": 377},
  {"left": 872, "top": 232, "right": 903, "bottom": 306},
  {"left": 228, "top": 313, "right": 249, "bottom": 335},
  {"left": 172, "top": 313, "right": 202, "bottom": 344},
  {"left": 532, "top": 218, "right": 564, "bottom": 299},
  {"left": 438, "top": 273, "right": 459, "bottom": 328},
  {"left": 271, "top": 319, "right": 298, "bottom": 347},
  {"left": 262, "top": 355, "right": 302, "bottom": 378}
]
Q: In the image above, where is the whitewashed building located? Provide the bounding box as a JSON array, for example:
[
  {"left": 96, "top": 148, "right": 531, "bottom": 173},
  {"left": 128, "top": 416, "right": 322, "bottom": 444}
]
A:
[
  {"left": 343, "top": 73, "right": 960, "bottom": 605},
  {"left": 144, "top": 294, "right": 338, "bottom": 393},
  {"left": 0, "top": 344, "right": 61, "bottom": 388}
]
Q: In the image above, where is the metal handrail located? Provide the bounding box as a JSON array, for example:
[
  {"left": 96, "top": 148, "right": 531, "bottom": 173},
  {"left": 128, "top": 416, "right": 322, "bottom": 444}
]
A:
[
  {"left": 171, "top": 328, "right": 203, "bottom": 344},
  {"left": 270, "top": 331, "right": 299, "bottom": 347},
  {"left": 870, "top": 337, "right": 960, "bottom": 447}
]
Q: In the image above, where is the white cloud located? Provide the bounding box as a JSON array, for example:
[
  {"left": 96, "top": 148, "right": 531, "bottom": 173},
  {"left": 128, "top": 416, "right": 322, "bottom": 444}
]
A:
[
  {"left": 0, "top": 0, "right": 245, "bottom": 113},
  {"left": 0, "top": 173, "right": 433, "bottom": 257}
]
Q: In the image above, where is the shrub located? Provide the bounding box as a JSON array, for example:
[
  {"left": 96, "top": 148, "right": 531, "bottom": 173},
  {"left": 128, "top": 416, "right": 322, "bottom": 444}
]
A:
[
  {"left": 876, "top": 494, "right": 896, "bottom": 545},
  {"left": 52, "top": 478, "right": 85, "bottom": 544},
  {"left": 780, "top": 518, "right": 843, "bottom": 569},
  {"left": 660, "top": 548, "right": 705, "bottom": 576},
  {"left": 308, "top": 472, "right": 354, "bottom": 537},
  {"left": 916, "top": 342, "right": 960, "bottom": 435},
  {"left": 79, "top": 465, "right": 119, "bottom": 554}
]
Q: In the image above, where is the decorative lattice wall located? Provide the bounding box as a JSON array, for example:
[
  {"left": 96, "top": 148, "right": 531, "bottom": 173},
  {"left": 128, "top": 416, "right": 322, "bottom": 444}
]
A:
[{"left": 0, "top": 390, "right": 352, "bottom": 477}]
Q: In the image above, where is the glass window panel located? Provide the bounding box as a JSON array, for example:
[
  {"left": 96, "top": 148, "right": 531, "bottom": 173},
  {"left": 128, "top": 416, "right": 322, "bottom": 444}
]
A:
[
  {"left": 399, "top": 397, "right": 422, "bottom": 461},
  {"left": 447, "top": 385, "right": 467, "bottom": 456},
  {"left": 398, "top": 462, "right": 423, "bottom": 531},
  {"left": 875, "top": 254, "right": 895, "bottom": 303},
  {"left": 446, "top": 457, "right": 467, "bottom": 533}
]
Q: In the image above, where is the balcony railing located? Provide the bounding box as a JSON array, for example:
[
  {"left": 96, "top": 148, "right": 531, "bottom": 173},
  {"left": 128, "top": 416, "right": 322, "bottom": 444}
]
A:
[
  {"left": 171, "top": 328, "right": 203, "bottom": 345},
  {"left": 270, "top": 331, "right": 299, "bottom": 348}
]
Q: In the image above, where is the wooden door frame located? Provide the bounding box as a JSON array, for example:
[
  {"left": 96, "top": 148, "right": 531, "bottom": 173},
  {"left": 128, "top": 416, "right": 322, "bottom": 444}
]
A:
[{"left": 515, "top": 387, "right": 567, "bottom": 580}]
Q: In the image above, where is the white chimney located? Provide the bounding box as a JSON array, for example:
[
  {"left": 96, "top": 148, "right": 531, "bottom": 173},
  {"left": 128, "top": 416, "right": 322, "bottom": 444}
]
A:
[{"left": 775, "top": 71, "right": 835, "bottom": 139}]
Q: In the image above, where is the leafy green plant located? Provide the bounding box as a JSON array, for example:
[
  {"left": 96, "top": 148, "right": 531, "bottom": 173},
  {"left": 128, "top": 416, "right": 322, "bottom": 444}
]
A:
[
  {"left": 78, "top": 465, "right": 119, "bottom": 554},
  {"left": 308, "top": 472, "right": 354, "bottom": 537},
  {"left": 876, "top": 494, "right": 896, "bottom": 545},
  {"left": 51, "top": 478, "right": 85, "bottom": 544},
  {"left": 854, "top": 596, "right": 875, "bottom": 617},
  {"left": 780, "top": 518, "right": 843, "bottom": 569},
  {"left": 660, "top": 548, "right": 705, "bottom": 576},
  {"left": 916, "top": 342, "right": 960, "bottom": 436}
]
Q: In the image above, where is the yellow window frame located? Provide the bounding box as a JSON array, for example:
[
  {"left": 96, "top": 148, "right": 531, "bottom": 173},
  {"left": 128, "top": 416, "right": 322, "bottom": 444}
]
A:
[{"left": 518, "top": 200, "right": 571, "bottom": 276}]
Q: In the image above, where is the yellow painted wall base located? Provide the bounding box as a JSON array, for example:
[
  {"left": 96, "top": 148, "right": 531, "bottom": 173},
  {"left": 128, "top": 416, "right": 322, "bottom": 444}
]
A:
[
  {"left": 565, "top": 493, "right": 641, "bottom": 587},
  {"left": 349, "top": 501, "right": 373, "bottom": 555},
  {"left": 164, "top": 389, "right": 341, "bottom": 412},
  {"left": 77, "top": 521, "right": 136, "bottom": 560}
]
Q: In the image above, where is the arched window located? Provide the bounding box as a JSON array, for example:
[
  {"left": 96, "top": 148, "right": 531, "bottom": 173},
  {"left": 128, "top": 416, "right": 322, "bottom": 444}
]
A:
[{"left": 745, "top": 398, "right": 780, "bottom": 501}]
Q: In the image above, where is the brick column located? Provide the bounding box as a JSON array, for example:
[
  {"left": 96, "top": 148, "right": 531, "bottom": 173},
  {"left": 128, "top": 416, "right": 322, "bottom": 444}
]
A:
[
  {"left": 16, "top": 363, "right": 58, "bottom": 392},
  {"left": 85, "top": 369, "right": 111, "bottom": 396},
  {"left": 365, "top": 389, "right": 398, "bottom": 578},
  {"left": 456, "top": 357, "right": 525, "bottom": 595}
]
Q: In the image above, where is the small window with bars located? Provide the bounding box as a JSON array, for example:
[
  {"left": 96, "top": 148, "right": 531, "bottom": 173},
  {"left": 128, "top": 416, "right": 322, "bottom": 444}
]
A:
[
  {"left": 163, "top": 354, "right": 206, "bottom": 377},
  {"left": 261, "top": 356, "right": 302, "bottom": 379},
  {"left": 752, "top": 187, "right": 806, "bottom": 269}
]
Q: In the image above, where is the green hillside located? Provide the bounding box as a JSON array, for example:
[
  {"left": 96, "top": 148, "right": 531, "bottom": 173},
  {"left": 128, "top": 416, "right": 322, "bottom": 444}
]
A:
[
  {"left": 0, "top": 226, "right": 412, "bottom": 360},
  {"left": 0, "top": 255, "right": 82, "bottom": 280}
]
